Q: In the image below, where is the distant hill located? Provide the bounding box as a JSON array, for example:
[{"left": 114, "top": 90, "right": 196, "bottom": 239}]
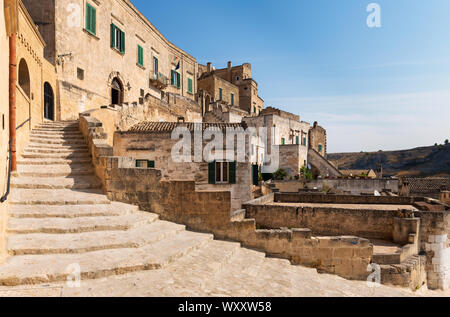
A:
[{"left": 328, "top": 144, "right": 450, "bottom": 178}]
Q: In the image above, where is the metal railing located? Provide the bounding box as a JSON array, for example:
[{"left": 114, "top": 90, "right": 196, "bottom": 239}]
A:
[
  {"left": 0, "top": 139, "right": 13, "bottom": 203},
  {"left": 151, "top": 72, "right": 169, "bottom": 86}
]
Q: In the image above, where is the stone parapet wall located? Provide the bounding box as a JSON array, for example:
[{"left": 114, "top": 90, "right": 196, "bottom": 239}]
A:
[{"left": 275, "top": 192, "right": 414, "bottom": 205}]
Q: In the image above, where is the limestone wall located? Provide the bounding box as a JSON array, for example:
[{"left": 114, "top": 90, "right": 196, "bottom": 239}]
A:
[
  {"left": 113, "top": 130, "right": 251, "bottom": 211},
  {"left": 0, "top": 2, "right": 10, "bottom": 264}
]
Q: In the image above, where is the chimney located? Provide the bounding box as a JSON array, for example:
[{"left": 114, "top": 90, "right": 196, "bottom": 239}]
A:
[
  {"left": 227, "top": 61, "right": 232, "bottom": 69},
  {"left": 207, "top": 62, "right": 212, "bottom": 73}
]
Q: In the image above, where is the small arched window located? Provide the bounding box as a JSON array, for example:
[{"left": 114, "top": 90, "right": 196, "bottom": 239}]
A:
[{"left": 18, "top": 59, "right": 31, "bottom": 98}]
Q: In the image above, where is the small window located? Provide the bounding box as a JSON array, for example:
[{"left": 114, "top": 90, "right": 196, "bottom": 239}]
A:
[
  {"left": 137, "top": 45, "right": 144, "bottom": 67},
  {"left": 171, "top": 70, "right": 181, "bottom": 88},
  {"left": 153, "top": 57, "right": 159, "bottom": 76},
  {"left": 111, "top": 24, "right": 125, "bottom": 53},
  {"left": 136, "top": 160, "right": 155, "bottom": 168},
  {"left": 208, "top": 161, "right": 236, "bottom": 184},
  {"left": 231, "top": 93, "right": 234, "bottom": 106},
  {"left": 77, "top": 68, "right": 84, "bottom": 80},
  {"left": 296, "top": 136, "right": 299, "bottom": 145},
  {"left": 318, "top": 144, "right": 323, "bottom": 153},
  {"left": 188, "top": 78, "right": 193, "bottom": 94},
  {"left": 236, "top": 76, "right": 240, "bottom": 81},
  {"left": 219, "top": 88, "right": 223, "bottom": 100},
  {"left": 303, "top": 137, "right": 307, "bottom": 146},
  {"left": 281, "top": 138, "right": 285, "bottom": 145},
  {"left": 85, "top": 3, "right": 96, "bottom": 35},
  {"left": 253, "top": 106, "right": 256, "bottom": 114}
]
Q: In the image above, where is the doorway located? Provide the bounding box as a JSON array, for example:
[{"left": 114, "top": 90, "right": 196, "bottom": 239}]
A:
[
  {"left": 111, "top": 78, "right": 123, "bottom": 105},
  {"left": 43, "top": 82, "right": 54, "bottom": 121}
]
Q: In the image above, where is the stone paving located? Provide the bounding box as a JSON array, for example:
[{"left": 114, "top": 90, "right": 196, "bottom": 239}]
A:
[{"left": 0, "top": 121, "right": 446, "bottom": 297}]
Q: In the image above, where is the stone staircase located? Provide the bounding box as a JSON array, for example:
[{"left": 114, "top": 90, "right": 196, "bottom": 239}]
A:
[{"left": 0, "top": 121, "right": 215, "bottom": 286}]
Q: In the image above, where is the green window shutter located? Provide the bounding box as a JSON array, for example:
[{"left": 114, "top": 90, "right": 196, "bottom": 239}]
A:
[
  {"left": 318, "top": 144, "right": 323, "bottom": 152},
  {"left": 176, "top": 72, "right": 181, "bottom": 88},
  {"left": 137, "top": 45, "right": 143, "bottom": 66},
  {"left": 188, "top": 78, "right": 193, "bottom": 93},
  {"left": 171, "top": 70, "right": 175, "bottom": 85},
  {"left": 219, "top": 88, "right": 222, "bottom": 100},
  {"left": 296, "top": 136, "right": 299, "bottom": 145},
  {"left": 303, "top": 137, "right": 306, "bottom": 146},
  {"left": 120, "top": 30, "right": 125, "bottom": 53},
  {"left": 208, "top": 161, "right": 216, "bottom": 184},
  {"left": 252, "top": 164, "right": 259, "bottom": 186},
  {"left": 148, "top": 160, "right": 155, "bottom": 168},
  {"left": 92, "top": 6, "right": 96, "bottom": 34},
  {"left": 229, "top": 162, "right": 236, "bottom": 184},
  {"left": 111, "top": 24, "right": 116, "bottom": 48},
  {"left": 85, "top": 4, "right": 91, "bottom": 32},
  {"left": 231, "top": 94, "right": 234, "bottom": 105}
]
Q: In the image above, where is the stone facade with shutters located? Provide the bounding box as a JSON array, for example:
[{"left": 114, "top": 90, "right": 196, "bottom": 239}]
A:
[{"left": 22, "top": 0, "right": 198, "bottom": 121}]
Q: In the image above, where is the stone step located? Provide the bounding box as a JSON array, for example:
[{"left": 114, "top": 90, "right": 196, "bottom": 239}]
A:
[
  {"left": 7, "top": 220, "right": 187, "bottom": 255},
  {"left": 10, "top": 189, "right": 110, "bottom": 205},
  {"left": 30, "top": 134, "right": 84, "bottom": 141},
  {"left": 10, "top": 202, "right": 139, "bottom": 219},
  {"left": 27, "top": 143, "right": 88, "bottom": 150},
  {"left": 16, "top": 165, "right": 94, "bottom": 177},
  {"left": 21, "top": 152, "right": 90, "bottom": 159},
  {"left": 167, "top": 240, "right": 241, "bottom": 286},
  {"left": 31, "top": 131, "right": 83, "bottom": 137},
  {"left": 11, "top": 176, "right": 102, "bottom": 190},
  {"left": 29, "top": 138, "right": 86, "bottom": 145},
  {"left": 17, "top": 158, "right": 92, "bottom": 166},
  {"left": 24, "top": 147, "right": 88, "bottom": 154},
  {"left": 7, "top": 213, "right": 157, "bottom": 234},
  {"left": 0, "top": 230, "right": 212, "bottom": 286}
]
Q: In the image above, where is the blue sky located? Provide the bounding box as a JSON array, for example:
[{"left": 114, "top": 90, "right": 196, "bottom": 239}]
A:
[{"left": 132, "top": 0, "right": 450, "bottom": 153}]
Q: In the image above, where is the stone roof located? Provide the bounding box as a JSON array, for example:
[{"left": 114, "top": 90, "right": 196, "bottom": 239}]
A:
[
  {"left": 404, "top": 178, "right": 450, "bottom": 193},
  {"left": 128, "top": 122, "right": 246, "bottom": 133}
]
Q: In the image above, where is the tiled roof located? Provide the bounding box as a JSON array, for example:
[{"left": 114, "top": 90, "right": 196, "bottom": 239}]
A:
[
  {"left": 404, "top": 178, "right": 450, "bottom": 193},
  {"left": 127, "top": 122, "right": 246, "bottom": 133}
]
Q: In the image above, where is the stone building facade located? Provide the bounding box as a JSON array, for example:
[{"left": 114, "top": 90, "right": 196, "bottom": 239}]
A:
[
  {"left": 244, "top": 107, "right": 310, "bottom": 176},
  {"left": 22, "top": 0, "right": 198, "bottom": 120},
  {"left": 199, "top": 62, "right": 264, "bottom": 116},
  {"left": 113, "top": 122, "right": 253, "bottom": 211},
  {"left": 309, "top": 121, "right": 327, "bottom": 157}
]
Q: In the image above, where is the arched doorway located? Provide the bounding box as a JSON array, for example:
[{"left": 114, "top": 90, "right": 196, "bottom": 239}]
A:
[
  {"left": 18, "top": 59, "right": 30, "bottom": 98},
  {"left": 43, "top": 82, "right": 54, "bottom": 121},
  {"left": 111, "top": 78, "right": 123, "bottom": 105}
]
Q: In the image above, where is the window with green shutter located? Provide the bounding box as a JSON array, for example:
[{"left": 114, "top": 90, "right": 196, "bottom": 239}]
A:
[
  {"left": 111, "top": 24, "right": 125, "bottom": 53},
  {"left": 318, "top": 144, "right": 323, "bottom": 153},
  {"left": 208, "top": 161, "right": 216, "bottom": 184},
  {"left": 188, "top": 78, "right": 193, "bottom": 94},
  {"left": 229, "top": 162, "right": 236, "bottom": 184},
  {"left": 171, "top": 70, "right": 181, "bottom": 88},
  {"left": 137, "top": 45, "right": 144, "bottom": 67},
  {"left": 85, "top": 3, "right": 96, "bottom": 35},
  {"left": 231, "top": 93, "right": 234, "bottom": 106},
  {"left": 281, "top": 138, "right": 285, "bottom": 145},
  {"left": 303, "top": 137, "right": 307, "bottom": 146},
  {"left": 296, "top": 136, "right": 299, "bottom": 145},
  {"left": 219, "top": 88, "right": 223, "bottom": 100},
  {"left": 136, "top": 160, "right": 155, "bottom": 168}
]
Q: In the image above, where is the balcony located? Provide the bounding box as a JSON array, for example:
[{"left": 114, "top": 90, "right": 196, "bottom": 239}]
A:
[{"left": 150, "top": 72, "right": 169, "bottom": 90}]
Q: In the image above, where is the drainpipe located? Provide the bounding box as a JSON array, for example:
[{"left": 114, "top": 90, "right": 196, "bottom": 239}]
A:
[{"left": 9, "top": 33, "right": 16, "bottom": 172}]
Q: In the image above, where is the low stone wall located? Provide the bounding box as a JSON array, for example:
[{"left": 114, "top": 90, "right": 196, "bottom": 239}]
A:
[
  {"left": 308, "top": 178, "right": 399, "bottom": 195},
  {"left": 275, "top": 192, "right": 414, "bottom": 205}
]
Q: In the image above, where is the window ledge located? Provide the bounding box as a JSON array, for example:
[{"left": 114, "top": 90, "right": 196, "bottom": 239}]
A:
[
  {"left": 83, "top": 28, "right": 100, "bottom": 40},
  {"left": 111, "top": 47, "right": 125, "bottom": 56},
  {"left": 136, "top": 64, "right": 146, "bottom": 70}
]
